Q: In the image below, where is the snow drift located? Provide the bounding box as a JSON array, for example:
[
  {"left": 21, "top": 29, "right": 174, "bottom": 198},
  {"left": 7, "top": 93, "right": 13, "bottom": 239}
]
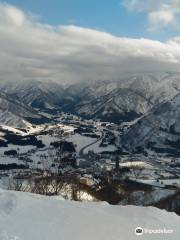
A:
[{"left": 0, "top": 189, "right": 179, "bottom": 240}]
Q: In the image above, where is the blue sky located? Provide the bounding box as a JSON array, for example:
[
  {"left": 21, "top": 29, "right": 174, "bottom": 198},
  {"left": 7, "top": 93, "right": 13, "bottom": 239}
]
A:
[{"left": 2, "top": 0, "right": 179, "bottom": 41}]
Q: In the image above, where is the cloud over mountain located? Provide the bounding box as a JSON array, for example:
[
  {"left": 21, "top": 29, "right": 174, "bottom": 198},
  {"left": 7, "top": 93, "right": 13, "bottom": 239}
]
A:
[{"left": 0, "top": 3, "right": 180, "bottom": 84}]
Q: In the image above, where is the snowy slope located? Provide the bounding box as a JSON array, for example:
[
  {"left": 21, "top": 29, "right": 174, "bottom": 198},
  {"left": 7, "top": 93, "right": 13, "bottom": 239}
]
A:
[
  {"left": 63, "top": 72, "right": 180, "bottom": 123},
  {"left": 0, "top": 189, "right": 179, "bottom": 240},
  {"left": 121, "top": 93, "right": 180, "bottom": 155},
  {"left": 0, "top": 92, "right": 49, "bottom": 127},
  {"left": 0, "top": 80, "right": 65, "bottom": 114},
  {"left": 2, "top": 72, "right": 180, "bottom": 123}
]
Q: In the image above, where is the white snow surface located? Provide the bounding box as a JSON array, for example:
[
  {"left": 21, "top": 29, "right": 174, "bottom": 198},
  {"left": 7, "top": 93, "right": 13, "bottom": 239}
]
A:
[{"left": 0, "top": 189, "right": 179, "bottom": 240}]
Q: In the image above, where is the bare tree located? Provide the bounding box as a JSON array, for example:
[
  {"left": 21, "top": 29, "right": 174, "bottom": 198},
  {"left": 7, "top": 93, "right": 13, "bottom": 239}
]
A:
[{"left": 130, "top": 165, "right": 144, "bottom": 179}]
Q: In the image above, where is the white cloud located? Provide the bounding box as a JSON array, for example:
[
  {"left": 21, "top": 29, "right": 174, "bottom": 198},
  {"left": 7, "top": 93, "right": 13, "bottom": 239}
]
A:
[
  {"left": 122, "top": 0, "right": 159, "bottom": 12},
  {"left": 0, "top": 3, "right": 180, "bottom": 84},
  {"left": 148, "top": 7, "right": 175, "bottom": 31},
  {"left": 169, "top": 36, "right": 180, "bottom": 43},
  {"left": 123, "top": 0, "right": 180, "bottom": 31}
]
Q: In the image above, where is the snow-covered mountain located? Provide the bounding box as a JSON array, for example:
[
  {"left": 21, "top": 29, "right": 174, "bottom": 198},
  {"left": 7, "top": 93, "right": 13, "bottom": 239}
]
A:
[
  {"left": 0, "top": 80, "right": 65, "bottom": 114},
  {"left": 62, "top": 72, "right": 180, "bottom": 123},
  {"left": 0, "top": 91, "right": 49, "bottom": 128},
  {"left": 121, "top": 93, "right": 180, "bottom": 156},
  {"left": 1, "top": 72, "right": 180, "bottom": 123},
  {"left": 0, "top": 189, "right": 179, "bottom": 240}
]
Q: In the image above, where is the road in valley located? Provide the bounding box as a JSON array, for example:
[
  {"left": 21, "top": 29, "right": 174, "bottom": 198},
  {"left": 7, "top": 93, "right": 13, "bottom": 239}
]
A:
[{"left": 79, "top": 131, "right": 104, "bottom": 158}]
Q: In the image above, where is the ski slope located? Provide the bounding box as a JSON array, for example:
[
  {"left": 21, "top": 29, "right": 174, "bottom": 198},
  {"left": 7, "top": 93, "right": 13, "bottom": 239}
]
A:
[{"left": 0, "top": 189, "right": 179, "bottom": 240}]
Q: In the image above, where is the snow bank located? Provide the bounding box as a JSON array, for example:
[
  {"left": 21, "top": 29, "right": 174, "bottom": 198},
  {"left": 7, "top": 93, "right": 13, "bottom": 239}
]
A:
[{"left": 0, "top": 189, "right": 179, "bottom": 240}]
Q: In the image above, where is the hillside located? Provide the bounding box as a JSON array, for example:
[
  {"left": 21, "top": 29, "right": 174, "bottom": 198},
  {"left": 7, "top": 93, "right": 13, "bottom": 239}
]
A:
[
  {"left": 121, "top": 93, "right": 180, "bottom": 156},
  {"left": 1, "top": 72, "right": 180, "bottom": 123},
  {"left": 63, "top": 72, "right": 180, "bottom": 123},
  {"left": 0, "top": 80, "right": 65, "bottom": 114},
  {"left": 0, "top": 91, "right": 49, "bottom": 128}
]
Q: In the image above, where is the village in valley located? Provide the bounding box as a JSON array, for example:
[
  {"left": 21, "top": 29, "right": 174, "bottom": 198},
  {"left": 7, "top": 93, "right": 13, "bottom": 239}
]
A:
[{"left": 0, "top": 113, "right": 180, "bottom": 210}]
